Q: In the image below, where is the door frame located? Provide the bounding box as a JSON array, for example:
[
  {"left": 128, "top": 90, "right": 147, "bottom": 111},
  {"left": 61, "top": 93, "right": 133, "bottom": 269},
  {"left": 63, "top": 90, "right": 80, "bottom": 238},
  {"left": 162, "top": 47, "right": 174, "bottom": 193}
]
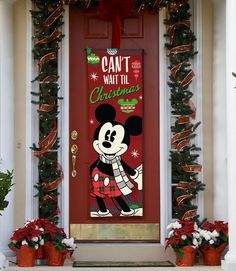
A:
[
  {"left": 25, "top": 1, "right": 203, "bottom": 248},
  {"left": 62, "top": 6, "right": 170, "bottom": 245}
]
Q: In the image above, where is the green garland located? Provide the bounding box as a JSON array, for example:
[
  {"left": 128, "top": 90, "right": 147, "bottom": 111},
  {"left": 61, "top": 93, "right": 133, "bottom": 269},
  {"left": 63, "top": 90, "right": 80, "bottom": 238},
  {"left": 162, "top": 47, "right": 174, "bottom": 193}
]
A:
[
  {"left": 30, "top": 0, "right": 204, "bottom": 224},
  {"left": 164, "top": 0, "right": 205, "bottom": 220},
  {"left": 31, "top": 0, "right": 65, "bottom": 224}
]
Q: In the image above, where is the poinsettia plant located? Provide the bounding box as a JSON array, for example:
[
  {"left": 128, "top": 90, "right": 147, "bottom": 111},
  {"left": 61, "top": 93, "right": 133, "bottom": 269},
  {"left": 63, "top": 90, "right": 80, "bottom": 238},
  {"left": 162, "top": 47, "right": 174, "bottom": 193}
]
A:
[
  {"left": 9, "top": 219, "right": 76, "bottom": 252},
  {"left": 41, "top": 219, "right": 76, "bottom": 251},
  {"left": 198, "top": 220, "right": 228, "bottom": 248},
  {"left": 8, "top": 220, "right": 43, "bottom": 249},
  {"left": 166, "top": 220, "right": 202, "bottom": 259}
]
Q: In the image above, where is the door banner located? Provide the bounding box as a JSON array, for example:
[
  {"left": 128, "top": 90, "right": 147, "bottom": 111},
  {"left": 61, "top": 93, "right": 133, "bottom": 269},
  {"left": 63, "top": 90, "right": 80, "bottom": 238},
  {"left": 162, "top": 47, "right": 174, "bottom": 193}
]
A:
[{"left": 87, "top": 48, "right": 143, "bottom": 218}]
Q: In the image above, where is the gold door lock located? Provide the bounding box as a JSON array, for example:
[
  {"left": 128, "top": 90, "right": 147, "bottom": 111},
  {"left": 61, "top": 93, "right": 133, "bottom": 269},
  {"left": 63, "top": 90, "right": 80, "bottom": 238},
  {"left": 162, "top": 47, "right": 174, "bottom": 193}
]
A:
[{"left": 71, "top": 143, "right": 78, "bottom": 178}]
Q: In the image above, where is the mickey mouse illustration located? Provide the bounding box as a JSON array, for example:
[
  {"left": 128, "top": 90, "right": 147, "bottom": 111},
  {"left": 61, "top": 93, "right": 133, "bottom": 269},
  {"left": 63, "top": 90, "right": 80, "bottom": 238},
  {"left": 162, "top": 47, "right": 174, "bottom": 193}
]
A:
[{"left": 90, "top": 103, "right": 143, "bottom": 217}]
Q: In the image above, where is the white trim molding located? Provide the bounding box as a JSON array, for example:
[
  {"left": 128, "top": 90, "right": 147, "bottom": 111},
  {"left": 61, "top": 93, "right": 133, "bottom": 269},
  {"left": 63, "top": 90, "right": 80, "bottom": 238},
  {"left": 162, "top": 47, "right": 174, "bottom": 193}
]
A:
[
  {"left": 0, "top": 0, "right": 15, "bottom": 256},
  {"left": 224, "top": 0, "right": 236, "bottom": 270}
]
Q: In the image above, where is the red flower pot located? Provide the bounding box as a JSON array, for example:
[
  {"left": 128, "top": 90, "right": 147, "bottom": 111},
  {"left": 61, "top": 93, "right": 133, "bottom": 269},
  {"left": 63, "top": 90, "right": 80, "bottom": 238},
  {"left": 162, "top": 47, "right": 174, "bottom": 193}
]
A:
[
  {"left": 15, "top": 245, "right": 36, "bottom": 267},
  {"left": 175, "top": 245, "right": 197, "bottom": 266},
  {"left": 200, "top": 243, "right": 228, "bottom": 266},
  {"left": 44, "top": 242, "right": 68, "bottom": 266},
  {"left": 36, "top": 245, "right": 46, "bottom": 259}
]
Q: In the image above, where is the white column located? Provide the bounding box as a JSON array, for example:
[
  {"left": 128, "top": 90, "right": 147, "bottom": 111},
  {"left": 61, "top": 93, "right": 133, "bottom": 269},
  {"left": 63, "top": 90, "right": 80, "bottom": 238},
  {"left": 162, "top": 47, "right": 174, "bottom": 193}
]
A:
[
  {"left": 0, "top": 0, "right": 15, "bottom": 257},
  {"left": 212, "top": 0, "right": 228, "bottom": 221},
  {"left": 224, "top": 0, "right": 236, "bottom": 270}
]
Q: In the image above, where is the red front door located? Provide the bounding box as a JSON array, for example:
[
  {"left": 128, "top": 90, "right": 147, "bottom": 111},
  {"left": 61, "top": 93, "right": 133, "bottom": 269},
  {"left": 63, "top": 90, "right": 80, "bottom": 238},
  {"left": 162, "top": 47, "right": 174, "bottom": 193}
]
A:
[{"left": 69, "top": 6, "right": 160, "bottom": 241}]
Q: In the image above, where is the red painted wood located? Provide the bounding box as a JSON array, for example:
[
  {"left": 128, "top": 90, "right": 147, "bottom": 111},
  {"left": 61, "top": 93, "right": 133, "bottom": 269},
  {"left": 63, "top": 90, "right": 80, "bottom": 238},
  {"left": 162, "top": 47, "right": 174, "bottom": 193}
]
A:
[{"left": 69, "top": 7, "right": 160, "bottom": 238}]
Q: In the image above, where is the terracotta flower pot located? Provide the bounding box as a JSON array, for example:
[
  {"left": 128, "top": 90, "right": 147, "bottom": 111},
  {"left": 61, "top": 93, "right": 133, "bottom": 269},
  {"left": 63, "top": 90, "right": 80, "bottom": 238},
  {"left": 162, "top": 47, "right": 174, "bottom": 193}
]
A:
[
  {"left": 36, "top": 245, "right": 46, "bottom": 259},
  {"left": 200, "top": 243, "right": 228, "bottom": 266},
  {"left": 175, "top": 245, "right": 197, "bottom": 266},
  {"left": 16, "top": 245, "right": 36, "bottom": 267},
  {"left": 44, "top": 242, "right": 68, "bottom": 266}
]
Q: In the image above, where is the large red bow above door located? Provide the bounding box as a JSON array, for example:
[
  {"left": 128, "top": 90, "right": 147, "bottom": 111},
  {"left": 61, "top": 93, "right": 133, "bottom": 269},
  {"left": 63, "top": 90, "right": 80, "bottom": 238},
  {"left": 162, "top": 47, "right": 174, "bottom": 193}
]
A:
[{"left": 98, "top": 0, "right": 135, "bottom": 48}]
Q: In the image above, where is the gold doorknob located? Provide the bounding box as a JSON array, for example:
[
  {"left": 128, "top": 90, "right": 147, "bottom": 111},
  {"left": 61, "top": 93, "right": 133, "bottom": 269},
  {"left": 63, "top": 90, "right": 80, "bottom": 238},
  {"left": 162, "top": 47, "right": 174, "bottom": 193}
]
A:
[
  {"left": 71, "top": 144, "right": 78, "bottom": 178},
  {"left": 71, "top": 144, "right": 78, "bottom": 155},
  {"left": 71, "top": 130, "right": 78, "bottom": 140}
]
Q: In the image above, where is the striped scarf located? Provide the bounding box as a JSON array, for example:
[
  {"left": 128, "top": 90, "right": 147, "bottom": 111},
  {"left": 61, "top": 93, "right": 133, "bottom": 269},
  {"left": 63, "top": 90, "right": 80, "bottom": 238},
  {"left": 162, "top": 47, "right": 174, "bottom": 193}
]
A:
[{"left": 100, "top": 155, "right": 134, "bottom": 195}]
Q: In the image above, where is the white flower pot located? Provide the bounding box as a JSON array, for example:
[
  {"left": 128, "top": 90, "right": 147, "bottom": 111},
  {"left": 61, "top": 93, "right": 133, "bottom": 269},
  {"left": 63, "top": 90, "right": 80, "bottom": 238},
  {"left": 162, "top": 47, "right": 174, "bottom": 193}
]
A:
[{"left": 0, "top": 252, "right": 9, "bottom": 270}]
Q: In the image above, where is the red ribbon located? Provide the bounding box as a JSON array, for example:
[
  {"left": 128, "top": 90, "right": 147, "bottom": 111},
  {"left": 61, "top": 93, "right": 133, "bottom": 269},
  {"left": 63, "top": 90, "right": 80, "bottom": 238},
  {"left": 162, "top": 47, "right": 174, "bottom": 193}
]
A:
[
  {"left": 176, "top": 181, "right": 197, "bottom": 190},
  {"left": 35, "top": 29, "right": 62, "bottom": 45},
  {"left": 168, "top": 20, "right": 190, "bottom": 43},
  {"left": 39, "top": 102, "right": 56, "bottom": 112},
  {"left": 182, "top": 209, "right": 197, "bottom": 220},
  {"left": 176, "top": 194, "right": 193, "bottom": 206},
  {"left": 42, "top": 164, "right": 64, "bottom": 192},
  {"left": 41, "top": 75, "right": 58, "bottom": 84},
  {"left": 43, "top": 4, "right": 65, "bottom": 28},
  {"left": 39, "top": 52, "right": 57, "bottom": 72},
  {"left": 182, "top": 164, "right": 202, "bottom": 173},
  {"left": 171, "top": 127, "right": 193, "bottom": 144},
  {"left": 176, "top": 139, "right": 190, "bottom": 151},
  {"left": 180, "top": 70, "right": 195, "bottom": 87},
  {"left": 171, "top": 59, "right": 188, "bottom": 79},
  {"left": 33, "top": 123, "right": 57, "bottom": 156},
  {"left": 98, "top": 0, "right": 134, "bottom": 48},
  {"left": 169, "top": 44, "right": 192, "bottom": 55}
]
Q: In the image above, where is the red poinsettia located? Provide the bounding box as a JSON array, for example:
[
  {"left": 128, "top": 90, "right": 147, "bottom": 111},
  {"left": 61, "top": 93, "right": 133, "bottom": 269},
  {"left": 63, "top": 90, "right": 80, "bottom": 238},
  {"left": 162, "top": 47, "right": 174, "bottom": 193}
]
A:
[
  {"left": 9, "top": 220, "right": 43, "bottom": 249},
  {"left": 166, "top": 220, "right": 201, "bottom": 260},
  {"left": 199, "top": 220, "right": 228, "bottom": 248},
  {"left": 8, "top": 219, "right": 74, "bottom": 251},
  {"left": 166, "top": 220, "right": 201, "bottom": 249}
]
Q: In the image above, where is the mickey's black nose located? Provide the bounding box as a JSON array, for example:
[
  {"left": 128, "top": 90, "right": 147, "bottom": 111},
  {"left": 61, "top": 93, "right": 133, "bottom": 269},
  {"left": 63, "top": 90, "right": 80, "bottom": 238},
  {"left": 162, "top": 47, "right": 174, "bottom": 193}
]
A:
[{"left": 102, "top": 141, "right": 111, "bottom": 148}]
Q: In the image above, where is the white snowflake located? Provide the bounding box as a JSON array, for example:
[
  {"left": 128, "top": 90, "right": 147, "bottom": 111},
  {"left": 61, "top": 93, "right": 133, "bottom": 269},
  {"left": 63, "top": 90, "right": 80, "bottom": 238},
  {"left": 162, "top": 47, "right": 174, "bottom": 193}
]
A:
[
  {"left": 90, "top": 119, "right": 94, "bottom": 124},
  {"left": 131, "top": 149, "right": 140, "bottom": 158},
  {"left": 90, "top": 72, "right": 99, "bottom": 81}
]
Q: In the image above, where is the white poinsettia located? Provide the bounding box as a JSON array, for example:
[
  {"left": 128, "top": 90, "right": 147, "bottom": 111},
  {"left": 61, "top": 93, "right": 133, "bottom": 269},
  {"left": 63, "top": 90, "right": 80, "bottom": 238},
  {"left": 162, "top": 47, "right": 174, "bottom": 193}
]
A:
[
  {"left": 167, "top": 223, "right": 174, "bottom": 230},
  {"left": 39, "top": 239, "right": 44, "bottom": 246},
  {"left": 32, "top": 236, "right": 38, "bottom": 242},
  {"left": 22, "top": 240, "right": 28, "bottom": 246},
  {"left": 193, "top": 232, "right": 200, "bottom": 239},
  {"left": 172, "top": 221, "right": 182, "bottom": 229},
  {"left": 62, "top": 237, "right": 77, "bottom": 249},
  {"left": 209, "top": 239, "right": 215, "bottom": 245},
  {"left": 212, "top": 230, "right": 220, "bottom": 238},
  {"left": 181, "top": 235, "right": 187, "bottom": 240},
  {"left": 168, "top": 230, "right": 174, "bottom": 237},
  {"left": 199, "top": 229, "right": 211, "bottom": 241}
]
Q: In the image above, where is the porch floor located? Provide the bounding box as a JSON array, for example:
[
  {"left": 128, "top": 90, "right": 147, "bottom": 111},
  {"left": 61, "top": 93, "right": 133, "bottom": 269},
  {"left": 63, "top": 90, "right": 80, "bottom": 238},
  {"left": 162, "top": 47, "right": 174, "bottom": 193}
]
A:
[{"left": 8, "top": 261, "right": 223, "bottom": 271}]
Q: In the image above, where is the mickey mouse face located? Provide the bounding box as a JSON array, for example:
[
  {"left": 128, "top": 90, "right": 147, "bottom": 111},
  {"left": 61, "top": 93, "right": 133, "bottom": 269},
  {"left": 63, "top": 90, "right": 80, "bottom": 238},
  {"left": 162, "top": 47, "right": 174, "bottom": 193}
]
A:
[
  {"left": 93, "top": 104, "right": 142, "bottom": 160},
  {"left": 93, "top": 122, "right": 128, "bottom": 160}
]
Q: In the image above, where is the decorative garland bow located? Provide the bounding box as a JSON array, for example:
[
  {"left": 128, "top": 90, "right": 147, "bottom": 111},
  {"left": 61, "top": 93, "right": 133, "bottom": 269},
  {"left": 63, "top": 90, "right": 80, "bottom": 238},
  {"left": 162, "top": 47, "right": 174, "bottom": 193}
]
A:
[{"left": 98, "top": 0, "right": 135, "bottom": 48}]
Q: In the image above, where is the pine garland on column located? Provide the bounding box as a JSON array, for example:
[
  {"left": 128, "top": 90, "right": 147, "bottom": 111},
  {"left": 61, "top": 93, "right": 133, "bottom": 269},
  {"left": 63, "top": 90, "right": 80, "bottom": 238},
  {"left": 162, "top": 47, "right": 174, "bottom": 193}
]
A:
[
  {"left": 31, "top": 0, "right": 65, "bottom": 224},
  {"left": 164, "top": 0, "right": 205, "bottom": 220}
]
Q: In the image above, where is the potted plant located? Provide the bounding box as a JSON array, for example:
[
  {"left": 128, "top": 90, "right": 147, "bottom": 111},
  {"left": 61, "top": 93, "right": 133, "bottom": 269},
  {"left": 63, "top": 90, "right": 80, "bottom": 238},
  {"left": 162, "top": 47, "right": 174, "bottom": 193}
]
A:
[
  {"left": 0, "top": 170, "right": 13, "bottom": 270},
  {"left": 8, "top": 220, "right": 43, "bottom": 267},
  {"left": 9, "top": 218, "right": 76, "bottom": 266},
  {"left": 166, "top": 220, "right": 202, "bottom": 266},
  {"left": 0, "top": 170, "right": 13, "bottom": 214},
  {"left": 41, "top": 219, "right": 76, "bottom": 266},
  {"left": 199, "top": 220, "right": 228, "bottom": 265}
]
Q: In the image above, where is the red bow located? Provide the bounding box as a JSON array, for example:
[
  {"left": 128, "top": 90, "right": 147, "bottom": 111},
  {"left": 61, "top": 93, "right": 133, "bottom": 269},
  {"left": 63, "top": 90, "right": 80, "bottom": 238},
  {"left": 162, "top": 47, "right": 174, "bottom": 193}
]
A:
[{"left": 99, "top": 0, "right": 134, "bottom": 48}]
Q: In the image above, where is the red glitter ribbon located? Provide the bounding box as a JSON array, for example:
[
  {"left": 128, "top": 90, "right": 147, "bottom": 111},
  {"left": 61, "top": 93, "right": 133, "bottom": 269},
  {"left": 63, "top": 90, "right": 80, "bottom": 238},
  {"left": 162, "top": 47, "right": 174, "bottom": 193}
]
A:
[
  {"left": 169, "top": 44, "right": 192, "bottom": 55},
  {"left": 182, "top": 164, "right": 202, "bottom": 173},
  {"left": 43, "top": 4, "right": 65, "bottom": 28},
  {"left": 33, "top": 123, "right": 57, "bottom": 156},
  {"left": 35, "top": 29, "right": 62, "bottom": 45}
]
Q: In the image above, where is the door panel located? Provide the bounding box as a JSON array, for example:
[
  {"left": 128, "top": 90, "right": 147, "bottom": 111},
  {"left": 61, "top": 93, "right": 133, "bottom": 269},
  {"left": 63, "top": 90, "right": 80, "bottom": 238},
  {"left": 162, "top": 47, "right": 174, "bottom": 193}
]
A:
[{"left": 69, "top": 7, "right": 160, "bottom": 241}]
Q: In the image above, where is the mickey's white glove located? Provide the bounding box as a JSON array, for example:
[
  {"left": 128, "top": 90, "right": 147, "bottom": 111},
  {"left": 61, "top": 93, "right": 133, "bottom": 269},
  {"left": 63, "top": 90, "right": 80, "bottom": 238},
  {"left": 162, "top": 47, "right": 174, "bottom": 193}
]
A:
[{"left": 130, "top": 164, "right": 143, "bottom": 190}]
